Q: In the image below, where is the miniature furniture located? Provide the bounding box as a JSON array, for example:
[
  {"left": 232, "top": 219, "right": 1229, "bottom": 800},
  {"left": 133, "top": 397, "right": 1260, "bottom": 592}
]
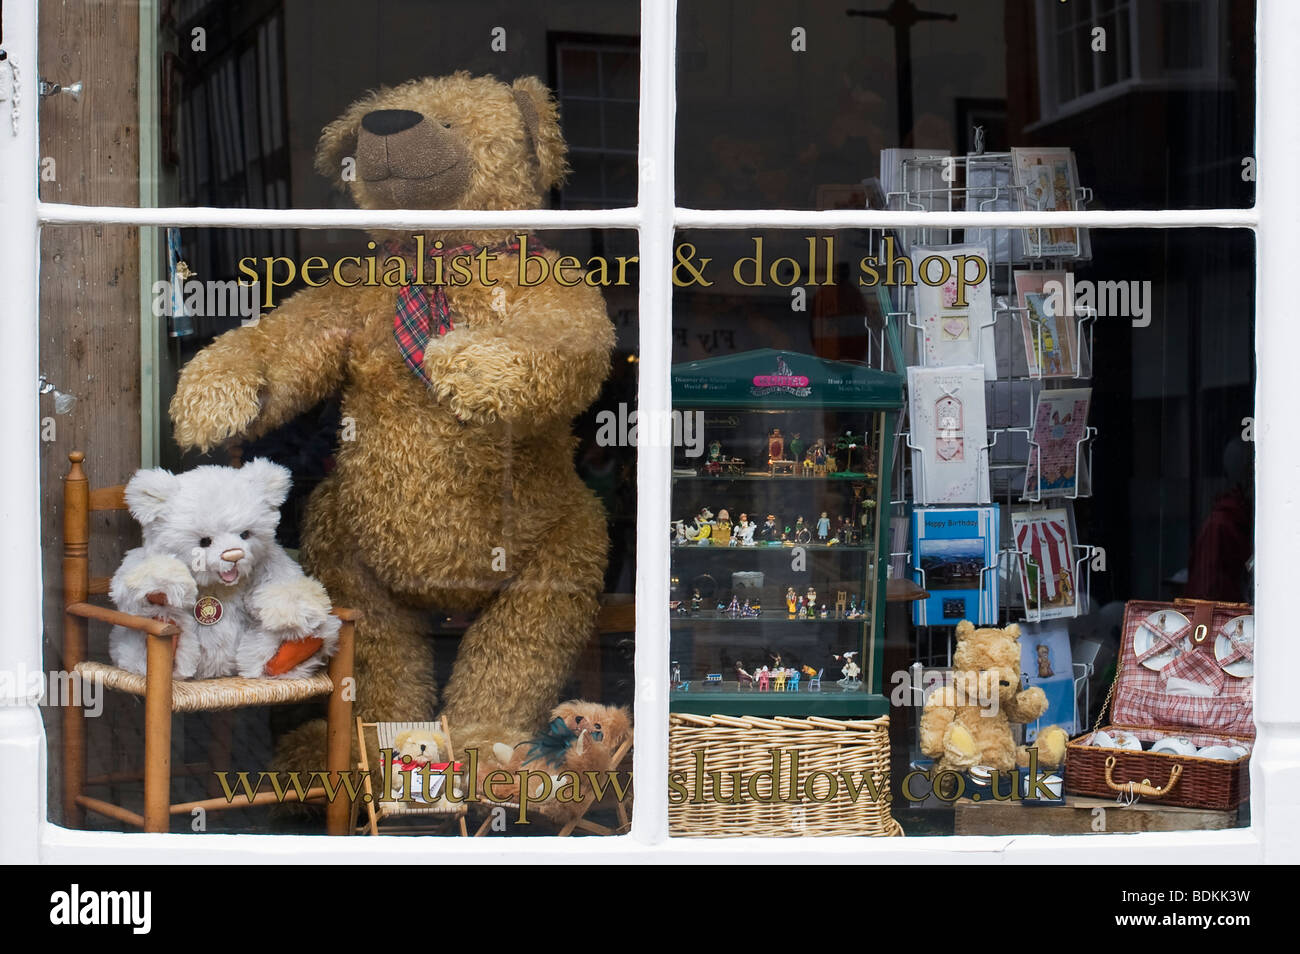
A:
[
  {"left": 355, "top": 717, "right": 469, "bottom": 836},
  {"left": 61, "top": 451, "right": 358, "bottom": 835}
]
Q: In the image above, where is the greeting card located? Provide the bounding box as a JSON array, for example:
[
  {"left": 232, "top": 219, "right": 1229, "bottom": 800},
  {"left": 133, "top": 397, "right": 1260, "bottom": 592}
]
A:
[
  {"left": 1024, "top": 387, "right": 1091, "bottom": 499},
  {"left": 1013, "top": 270, "right": 1078, "bottom": 377},
  {"left": 911, "top": 505, "right": 1000, "bottom": 626},
  {"left": 1018, "top": 621, "right": 1079, "bottom": 739},
  {"left": 911, "top": 244, "right": 996, "bottom": 380},
  {"left": 1011, "top": 508, "right": 1081, "bottom": 620},
  {"left": 908, "top": 365, "right": 990, "bottom": 505},
  {"left": 1011, "top": 147, "right": 1086, "bottom": 258}
]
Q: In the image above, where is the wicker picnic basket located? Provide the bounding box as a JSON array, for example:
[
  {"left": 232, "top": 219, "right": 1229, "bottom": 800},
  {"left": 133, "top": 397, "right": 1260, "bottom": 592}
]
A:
[
  {"left": 1064, "top": 598, "right": 1253, "bottom": 811},
  {"left": 668, "top": 713, "right": 902, "bottom": 837}
]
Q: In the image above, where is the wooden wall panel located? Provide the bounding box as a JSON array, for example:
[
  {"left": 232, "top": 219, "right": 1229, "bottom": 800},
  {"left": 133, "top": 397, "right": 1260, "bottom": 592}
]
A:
[{"left": 38, "top": 0, "right": 141, "bottom": 825}]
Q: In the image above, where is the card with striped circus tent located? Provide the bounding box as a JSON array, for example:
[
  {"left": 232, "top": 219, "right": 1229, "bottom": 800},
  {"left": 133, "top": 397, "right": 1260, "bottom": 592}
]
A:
[{"left": 1011, "top": 508, "right": 1081, "bottom": 621}]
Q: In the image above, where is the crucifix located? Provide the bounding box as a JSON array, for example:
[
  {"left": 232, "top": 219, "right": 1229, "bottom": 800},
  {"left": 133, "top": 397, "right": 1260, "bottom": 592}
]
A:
[{"left": 847, "top": 0, "right": 957, "bottom": 145}]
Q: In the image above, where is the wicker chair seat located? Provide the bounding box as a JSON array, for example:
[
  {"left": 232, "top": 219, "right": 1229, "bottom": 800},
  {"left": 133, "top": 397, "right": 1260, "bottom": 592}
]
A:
[{"left": 74, "top": 661, "right": 334, "bottom": 713}]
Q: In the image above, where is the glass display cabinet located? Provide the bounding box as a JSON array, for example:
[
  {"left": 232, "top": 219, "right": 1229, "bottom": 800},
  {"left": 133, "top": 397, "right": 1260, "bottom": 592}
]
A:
[{"left": 669, "top": 349, "right": 905, "bottom": 716}]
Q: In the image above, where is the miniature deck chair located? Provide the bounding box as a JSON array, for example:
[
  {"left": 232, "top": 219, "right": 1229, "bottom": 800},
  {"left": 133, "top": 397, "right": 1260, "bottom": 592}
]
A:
[
  {"left": 472, "top": 734, "right": 634, "bottom": 837},
  {"left": 61, "top": 452, "right": 359, "bottom": 835},
  {"left": 356, "top": 717, "right": 469, "bottom": 836}
]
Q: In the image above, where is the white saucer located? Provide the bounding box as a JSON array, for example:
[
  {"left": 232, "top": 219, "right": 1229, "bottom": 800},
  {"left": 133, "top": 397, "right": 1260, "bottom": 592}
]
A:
[
  {"left": 1214, "top": 615, "right": 1254, "bottom": 678},
  {"left": 1133, "top": 610, "right": 1191, "bottom": 671}
]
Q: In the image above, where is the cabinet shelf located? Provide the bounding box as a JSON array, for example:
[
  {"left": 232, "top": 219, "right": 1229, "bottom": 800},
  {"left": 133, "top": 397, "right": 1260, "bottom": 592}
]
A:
[
  {"left": 669, "top": 689, "right": 889, "bottom": 717},
  {"left": 671, "top": 615, "right": 869, "bottom": 627}
]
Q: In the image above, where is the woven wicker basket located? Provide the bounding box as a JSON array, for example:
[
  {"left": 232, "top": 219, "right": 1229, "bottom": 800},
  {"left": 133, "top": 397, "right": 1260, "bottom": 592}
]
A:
[
  {"left": 668, "top": 713, "right": 902, "bottom": 837},
  {"left": 1065, "top": 725, "right": 1250, "bottom": 811}
]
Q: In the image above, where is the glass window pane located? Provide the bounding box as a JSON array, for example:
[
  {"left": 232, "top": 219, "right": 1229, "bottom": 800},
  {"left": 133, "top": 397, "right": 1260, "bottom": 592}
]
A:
[
  {"left": 667, "top": 226, "right": 1253, "bottom": 837},
  {"left": 40, "top": 1, "right": 640, "bottom": 210},
  {"left": 40, "top": 225, "right": 638, "bottom": 836},
  {"left": 675, "top": 0, "right": 1255, "bottom": 210}
]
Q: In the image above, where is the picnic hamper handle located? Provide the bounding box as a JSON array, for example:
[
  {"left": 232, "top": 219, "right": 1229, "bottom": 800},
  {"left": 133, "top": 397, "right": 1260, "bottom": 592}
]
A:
[{"left": 1104, "top": 756, "right": 1184, "bottom": 798}]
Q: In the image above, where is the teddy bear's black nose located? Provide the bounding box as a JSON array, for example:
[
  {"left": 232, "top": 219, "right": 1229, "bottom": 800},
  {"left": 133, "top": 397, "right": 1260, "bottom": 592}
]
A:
[{"left": 362, "top": 109, "right": 425, "bottom": 136}]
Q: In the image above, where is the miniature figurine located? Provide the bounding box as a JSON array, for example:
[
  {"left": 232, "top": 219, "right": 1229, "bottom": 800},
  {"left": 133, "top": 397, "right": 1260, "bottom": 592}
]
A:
[
  {"left": 792, "top": 516, "right": 812, "bottom": 545},
  {"left": 805, "top": 586, "right": 818, "bottom": 612},
  {"left": 751, "top": 599, "right": 762, "bottom": 616},
  {"left": 690, "top": 589, "right": 702, "bottom": 615},
  {"left": 835, "top": 651, "right": 862, "bottom": 689},
  {"left": 712, "top": 508, "right": 733, "bottom": 547},
  {"left": 691, "top": 506, "right": 715, "bottom": 545},
  {"left": 735, "top": 660, "right": 755, "bottom": 690},
  {"left": 741, "top": 598, "right": 757, "bottom": 618},
  {"left": 788, "top": 432, "right": 805, "bottom": 467},
  {"left": 795, "top": 595, "right": 805, "bottom": 618},
  {"left": 817, "top": 511, "right": 831, "bottom": 542},
  {"left": 726, "top": 595, "right": 741, "bottom": 618},
  {"left": 736, "top": 512, "right": 757, "bottom": 547},
  {"left": 786, "top": 586, "right": 798, "bottom": 619},
  {"left": 758, "top": 513, "right": 782, "bottom": 543},
  {"left": 819, "top": 604, "right": 828, "bottom": 619},
  {"left": 672, "top": 520, "right": 689, "bottom": 546}
]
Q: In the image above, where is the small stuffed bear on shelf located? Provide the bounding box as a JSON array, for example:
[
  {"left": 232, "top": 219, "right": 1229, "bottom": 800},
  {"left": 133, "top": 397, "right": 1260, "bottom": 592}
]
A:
[{"left": 107, "top": 460, "right": 341, "bottom": 680}]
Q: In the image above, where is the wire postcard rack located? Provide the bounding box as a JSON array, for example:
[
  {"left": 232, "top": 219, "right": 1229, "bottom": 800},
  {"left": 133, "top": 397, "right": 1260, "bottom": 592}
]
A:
[{"left": 865, "top": 149, "right": 1099, "bottom": 667}]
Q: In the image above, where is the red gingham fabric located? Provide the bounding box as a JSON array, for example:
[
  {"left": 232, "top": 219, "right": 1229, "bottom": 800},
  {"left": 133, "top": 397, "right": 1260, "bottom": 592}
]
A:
[
  {"left": 1111, "top": 600, "right": 1254, "bottom": 738},
  {"left": 390, "top": 237, "right": 542, "bottom": 387}
]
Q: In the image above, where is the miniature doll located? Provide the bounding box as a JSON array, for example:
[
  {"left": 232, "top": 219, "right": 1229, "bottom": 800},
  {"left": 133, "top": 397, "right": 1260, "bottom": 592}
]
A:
[
  {"left": 820, "top": 604, "right": 828, "bottom": 619},
  {"left": 735, "top": 661, "right": 754, "bottom": 690},
  {"left": 759, "top": 513, "right": 782, "bottom": 543},
  {"left": 690, "top": 589, "right": 702, "bottom": 615},
  {"left": 726, "top": 595, "right": 741, "bottom": 617},
  {"left": 736, "top": 512, "right": 757, "bottom": 547},
  {"left": 741, "top": 598, "right": 755, "bottom": 618},
  {"left": 751, "top": 599, "right": 762, "bottom": 616},
  {"left": 788, "top": 432, "right": 805, "bottom": 466},
  {"left": 692, "top": 506, "right": 715, "bottom": 545},
  {"left": 712, "top": 508, "right": 733, "bottom": 547},
  {"left": 786, "top": 586, "right": 798, "bottom": 618},
  {"left": 795, "top": 596, "right": 805, "bottom": 617},
  {"left": 792, "top": 516, "right": 812, "bottom": 545},
  {"left": 805, "top": 586, "right": 818, "bottom": 616},
  {"left": 817, "top": 511, "right": 831, "bottom": 542}
]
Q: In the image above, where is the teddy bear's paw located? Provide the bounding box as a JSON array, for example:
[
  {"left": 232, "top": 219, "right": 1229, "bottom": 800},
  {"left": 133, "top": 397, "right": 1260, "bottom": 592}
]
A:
[
  {"left": 170, "top": 365, "right": 265, "bottom": 453},
  {"left": 942, "top": 723, "right": 981, "bottom": 770},
  {"left": 111, "top": 554, "right": 198, "bottom": 617},
  {"left": 1015, "top": 686, "right": 1050, "bottom": 721},
  {"left": 250, "top": 577, "right": 337, "bottom": 642},
  {"left": 491, "top": 742, "right": 517, "bottom": 766}
]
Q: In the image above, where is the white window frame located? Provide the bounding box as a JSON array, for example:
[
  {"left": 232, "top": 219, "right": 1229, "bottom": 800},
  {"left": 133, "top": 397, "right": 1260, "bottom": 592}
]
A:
[{"left": 1, "top": 0, "right": 1295, "bottom": 864}]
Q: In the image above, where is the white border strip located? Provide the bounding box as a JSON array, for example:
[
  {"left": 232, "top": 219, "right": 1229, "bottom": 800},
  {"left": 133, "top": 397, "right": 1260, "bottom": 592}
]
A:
[
  {"left": 630, "top": 0, "right": 675, "bottom": 847},
  {"left": 38, "top": 201, "right": 1257, "bottom": 231}
]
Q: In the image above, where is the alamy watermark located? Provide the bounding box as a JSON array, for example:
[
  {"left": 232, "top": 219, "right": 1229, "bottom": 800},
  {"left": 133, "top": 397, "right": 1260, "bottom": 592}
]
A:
[{"left": 595, "top": 404, "right": 705, "bottom": 457}]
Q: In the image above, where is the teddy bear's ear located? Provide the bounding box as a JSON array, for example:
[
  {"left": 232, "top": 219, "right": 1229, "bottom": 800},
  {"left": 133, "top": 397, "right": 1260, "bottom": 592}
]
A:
[
  {"left": 124, "top": 468, "right": 182, "bottom": 526},
  {"left": 314, "top": 99, "right": 367, "bottom": 190},
  {"left": 955, "top": 619, "right": 975, "bottom": 641},
  {"left": 511, "top": 76, "right": 568, "bottom": 191},
  {"left": 242, "top": 458, "right": 292, "bottom": 509},
  {"left": 1005, "top": 622, "right": 1021, "bottom": 640}
]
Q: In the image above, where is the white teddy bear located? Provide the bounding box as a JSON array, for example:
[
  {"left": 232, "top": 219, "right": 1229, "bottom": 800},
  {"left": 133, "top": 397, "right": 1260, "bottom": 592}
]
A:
[{"left": 108, "top": 459, "right": 341, "bottom": 680}]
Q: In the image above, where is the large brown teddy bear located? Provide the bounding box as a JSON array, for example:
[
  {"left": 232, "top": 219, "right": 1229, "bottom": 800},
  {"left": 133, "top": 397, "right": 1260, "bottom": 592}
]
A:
[
  {"left": 920, "top": 621, "right": 1049, "bottom": 772},
  {"left": 169, "top": 73, "right": 615, "bottom": 760}
]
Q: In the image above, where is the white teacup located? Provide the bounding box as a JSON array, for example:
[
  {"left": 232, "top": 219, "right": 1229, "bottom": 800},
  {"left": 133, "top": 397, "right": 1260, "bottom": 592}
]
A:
[
  {"left": 1196, "top": 745, "right": 1242, "bottom": 761},
  {"left": 1091, "top": 731, "right": 1115, "bottom": 749},
  {"left": 1111, "top": 731, "right": 1144, "bottom": 751},
  {"left": 1150, "top": 736, "right": 1198, "bottom": 757}
]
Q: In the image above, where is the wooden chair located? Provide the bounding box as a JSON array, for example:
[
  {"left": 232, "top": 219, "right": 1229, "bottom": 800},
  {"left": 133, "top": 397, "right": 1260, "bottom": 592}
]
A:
[
  {"left": 61, "top": 451, "right": 359, "bottom": 835},
  {"left": 355, "top": 717, "right": 469, "bottom": 836}
]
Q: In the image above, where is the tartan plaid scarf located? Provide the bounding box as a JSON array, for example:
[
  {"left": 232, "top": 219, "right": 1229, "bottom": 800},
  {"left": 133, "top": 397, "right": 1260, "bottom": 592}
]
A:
[{"left": 390, "top": 236, "right": 542, "bottom": 387}]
